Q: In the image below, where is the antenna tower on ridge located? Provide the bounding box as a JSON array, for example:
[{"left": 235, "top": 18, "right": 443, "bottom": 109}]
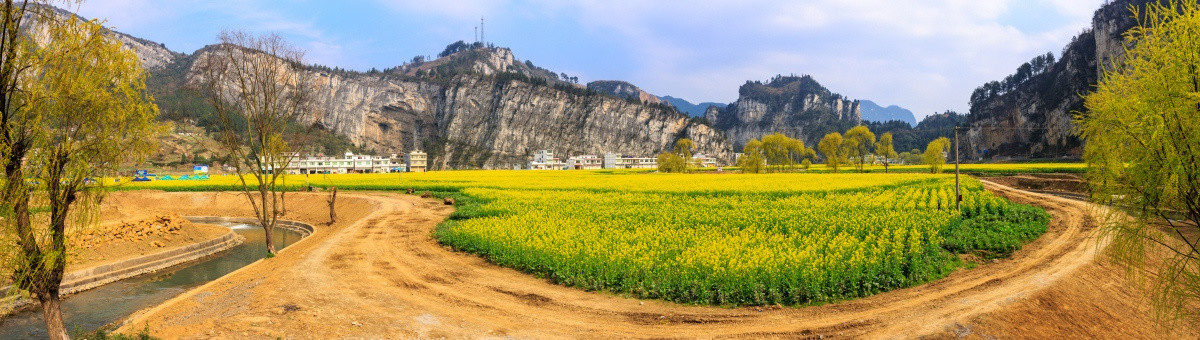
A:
[{"left": 481, "top": 17, "right": 485, "bottom": 44}]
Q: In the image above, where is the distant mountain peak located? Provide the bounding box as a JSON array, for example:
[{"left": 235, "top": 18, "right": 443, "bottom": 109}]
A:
[
  {"left": 859, "top": 100, "right": 917, "bottom": 126},
  {"left": 659, "top": 96, "right": 725, "bottom": 118}
]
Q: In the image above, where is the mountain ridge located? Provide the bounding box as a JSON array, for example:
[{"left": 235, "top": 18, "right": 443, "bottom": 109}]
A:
[
  {"left": 708, "top": 75, "right": 861, "bottom": 149},
  {"left": 859, "top": 100, "right": 917, "bottom": 126},
  {"left": 660, "top": 96, "right": 726, "bottom": 118}
]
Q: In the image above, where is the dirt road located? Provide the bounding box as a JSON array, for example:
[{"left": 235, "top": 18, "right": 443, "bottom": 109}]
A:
[{"left": 112, "top": 185, "right": 1189, "bottom": 339}]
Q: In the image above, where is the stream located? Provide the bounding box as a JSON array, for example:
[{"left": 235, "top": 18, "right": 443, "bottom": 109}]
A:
[{"left": 0, "top": 223, "right": 302, "bottom": 339}]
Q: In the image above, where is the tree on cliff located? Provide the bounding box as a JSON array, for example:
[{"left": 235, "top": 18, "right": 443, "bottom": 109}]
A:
[
  {"left": 194, "top": 31, "right": 320, "bottom": 255},
  {"left": 818, "top": 132, "right": 845, "bottom": 173},
  {"left": 1079, "top": 0, "right": 1200, "bottom": 328},
  {"left": 922, "top": 137, "right": 950, "bottom": 174},
  {"left": 1, "top": 12, "right": 158, "bottom": 339},
  {"left": 843, "top": 126, "right": 876, "bottom": 172}
]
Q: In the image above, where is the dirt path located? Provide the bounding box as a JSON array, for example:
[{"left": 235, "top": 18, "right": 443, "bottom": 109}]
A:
[{"left": 112, "top": 185, "right": 1181, "bottom": 339}]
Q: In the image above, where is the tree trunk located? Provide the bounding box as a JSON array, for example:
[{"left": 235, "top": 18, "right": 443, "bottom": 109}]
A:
[
  {"left": 280, "top": 184, "right": 287, "bottom": 216},
  {"left": 263, "top": 223, "right": 277, "bottom": 255},
  {"left": 38, "top": 293, "right": 69, "bottom": 340},
  {"left": 328, "top": 186, "right": 337, "bottom": 224}
]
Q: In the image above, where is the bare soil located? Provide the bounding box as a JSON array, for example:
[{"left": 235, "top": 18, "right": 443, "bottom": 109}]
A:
[
  {"left": 67, "top": 214, "right": 228, "bottom": 271},
  {"left": 102, "top": 186, "right": 1193, "bottom": 339},
  {"left": 984, "top": 174, "right": 1088, "bottom": 197}
]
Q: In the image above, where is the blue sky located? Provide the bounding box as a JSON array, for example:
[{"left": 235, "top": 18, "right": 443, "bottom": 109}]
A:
[{"left": 75, "top": 0, "right": 1105, "bottom": 120}]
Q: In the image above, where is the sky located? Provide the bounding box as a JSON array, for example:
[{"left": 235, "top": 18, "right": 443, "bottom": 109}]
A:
[{"left": 74, "top": 0, "right": 1106, "bottom": 120}]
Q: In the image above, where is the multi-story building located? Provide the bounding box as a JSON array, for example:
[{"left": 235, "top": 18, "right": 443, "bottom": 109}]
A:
[
  {"left": 566, "top": 155, "right": 603, "bottom": 170},
  {"left": 405, "top": 150, "right": 428, "bottom": 172},
  {"left": 602, "top": 153, "right": 658, "bottom": 169},
  {"left": 529, "top": 150, "right": 566, "bottom": 170},
  {"left": 286, "top": 152, "right": 405, "bottom": 174}
]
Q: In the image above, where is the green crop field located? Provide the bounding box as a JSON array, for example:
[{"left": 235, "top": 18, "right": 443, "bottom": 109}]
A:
[{"left": 121, "top": 170, "right": 1049, "bottom": 306}]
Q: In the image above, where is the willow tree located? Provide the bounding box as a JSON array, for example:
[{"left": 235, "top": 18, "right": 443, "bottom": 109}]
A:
[
  {"left": 195, "top": 31, "right": 319, "bottom": 255},
  {"left": 922, "top": 137, "right": 950, "bottom": 174},
  {"left": 1079, "top": 0, "right": 1200, "bottom": 328},
  {"left": 818, "top": 132, "right": 845, "bottom": 173},
  {"left": 738, "top": 139, "right": 765, "bottom": 174},
  {"left": 1, "top": 14, "right": 157, "bottom": 339},
  {"left": 875, "top": 132, "right": 897, "bottom": 173},
  {"left": 657, "top": 138, "right": 693, "bottom": 173},
  {"left": 843, "top": 126, "right": 876, "bottom": 172}
]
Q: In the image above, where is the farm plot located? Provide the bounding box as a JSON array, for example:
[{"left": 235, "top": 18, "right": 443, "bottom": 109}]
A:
[{"left": 433, "top": 174, "right": 1049, "bottom": 305}]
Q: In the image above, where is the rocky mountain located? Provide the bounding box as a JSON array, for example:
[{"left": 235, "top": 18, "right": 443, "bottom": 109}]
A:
[
  {"left": 37, "top": 6, "right": 182, "bottom": 71},
  {"left": 146, "top": 42, "right": 731, "bottom": 170},
  {"left": 586, "top": 80, "right": 663, "bottom": 105},
  {"left": 707, "top": 75, "right": 860, "bottom": 149},
  {"left": 660, "top": 96, "right": 726, "bottom": 118},
  {"left": 963, "top": 0, "right": 1152, "bottom": 160},
  {"left": 859, "top": 100, "right": 917, "bottom": 126}
]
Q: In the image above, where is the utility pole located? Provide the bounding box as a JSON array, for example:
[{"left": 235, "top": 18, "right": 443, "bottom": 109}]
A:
[{"left": 954, "top": 125, "right": 962, "bottom": 211}]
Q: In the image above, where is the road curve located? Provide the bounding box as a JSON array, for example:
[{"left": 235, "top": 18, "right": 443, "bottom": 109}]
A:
[{"left": 115, "top": 184, "right": 1106, "bottom": 339}]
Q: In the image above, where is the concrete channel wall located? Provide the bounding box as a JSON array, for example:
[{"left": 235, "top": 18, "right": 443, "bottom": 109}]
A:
[
  {"left": 59, "top": 229, "right": 243, "bottom": 295},
  {"left": 2, "top": 217, "right": 314, "bottom": 313},
  {"left": 183, "top": 216, "right": 315, "bottom": 237}
]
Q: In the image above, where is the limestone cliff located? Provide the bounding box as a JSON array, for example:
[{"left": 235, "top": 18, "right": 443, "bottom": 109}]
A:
[
  {"left": 176, "top": 46, "right": 731, "bottom": 170},
  {"left": 964, "top": 0, "right": 1152, "bottom": 160},
  {"left": 709, "top": 75, "right": 860, "bottom": 149}
]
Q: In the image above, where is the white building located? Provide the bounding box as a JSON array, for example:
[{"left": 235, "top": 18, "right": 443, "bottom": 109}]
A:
[
  {"left": 566, "top": 155, "right": 603, "bottom": 170},
  {"left": 286, "top": 152, "right": 405, "bottom": 174},
  {"left": 602, "top": 153, "right": 658, "bottom": 169},
  {"left": 529, "top": 150, "right": 567, "bottom": 170},
  {"left": 692, "top": 154, "right": 718, "bottom": 168}
]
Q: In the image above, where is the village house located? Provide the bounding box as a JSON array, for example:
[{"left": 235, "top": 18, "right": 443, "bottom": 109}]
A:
[
  {"left": 285, "top": 152, "right": 406, "bottom": 174},
  {"left": 529, "top": 150, "right": 567, "bottom": 170}
]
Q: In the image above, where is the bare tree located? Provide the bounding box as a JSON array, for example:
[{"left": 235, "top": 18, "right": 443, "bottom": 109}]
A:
[
  {"left": 327, "top": 186, "right": 337, "bottom": 224},
  {"left": 194, "top": 31, "right": 319, "bottom": 255}
]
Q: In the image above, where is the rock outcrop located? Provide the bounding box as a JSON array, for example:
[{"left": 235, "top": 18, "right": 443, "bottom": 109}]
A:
[
  {"left": 964, "top": 0, "right": 1153, "bottom": 160},
  {"left": 708, "top": 75, "right": 860, "bottom": 149},
  {"left": 587, "top": 80, "right": 663, "bottom": 105},
  {"left": 660, "top": 96, "right": 726, "bottom": 118},
  {"left": 112, "top": 31, "right": 180, "bottom": 70}
]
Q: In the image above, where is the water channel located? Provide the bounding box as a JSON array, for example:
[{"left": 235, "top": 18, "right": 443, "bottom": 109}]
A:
[{"left": 0, "top": 223, "right": 302, "bottom": 339}]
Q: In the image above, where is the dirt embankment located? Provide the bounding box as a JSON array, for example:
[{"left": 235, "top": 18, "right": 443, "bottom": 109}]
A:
[
  {"left": 984, "top": 173, "right": 1088, "bottom": 198},
  {"left": 102, "top": 186, "right": 1197, "bottom": 339},
  {"left": 68, "top": 214, "right": 228, "bottom": 271}
]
